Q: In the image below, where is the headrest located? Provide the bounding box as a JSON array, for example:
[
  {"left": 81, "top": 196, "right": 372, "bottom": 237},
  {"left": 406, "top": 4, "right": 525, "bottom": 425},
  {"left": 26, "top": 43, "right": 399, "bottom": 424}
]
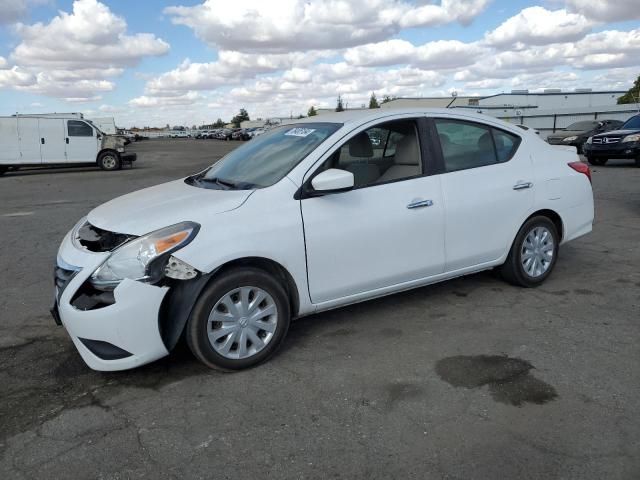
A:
[
  {"left": 348, "top": 132, "right": 373, "bottom": 157},
  {"left": 393, "top": 133, "right": 420, "bottom": 165},
  {"left": 478, "top": 132, "right": 494, "bottom": 152}
]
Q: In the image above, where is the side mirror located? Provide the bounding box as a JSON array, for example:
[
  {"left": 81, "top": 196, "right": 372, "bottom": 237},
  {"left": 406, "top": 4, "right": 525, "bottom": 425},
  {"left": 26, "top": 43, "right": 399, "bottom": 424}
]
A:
[{"left": 311, "top": 168, "right": 354, "bottom": 193}]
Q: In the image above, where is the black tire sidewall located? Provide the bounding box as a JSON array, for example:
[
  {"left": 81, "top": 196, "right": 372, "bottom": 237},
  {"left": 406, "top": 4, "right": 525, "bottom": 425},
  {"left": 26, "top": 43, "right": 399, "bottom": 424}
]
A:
[
  {"left": 186, "top": 268, "right": 291, "bottom": 370},
  {"left": 505, "top": 216, "right": 559, "bottom": 287},
  {"left": 98, "top": 152, "right": 121, "bottom": 171}
]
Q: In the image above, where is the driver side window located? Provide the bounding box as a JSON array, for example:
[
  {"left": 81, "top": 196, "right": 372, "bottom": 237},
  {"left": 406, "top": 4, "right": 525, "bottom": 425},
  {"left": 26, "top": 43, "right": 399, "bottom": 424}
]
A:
[{"left": 320, "top": 119, "right": 423, "bottom": 188}]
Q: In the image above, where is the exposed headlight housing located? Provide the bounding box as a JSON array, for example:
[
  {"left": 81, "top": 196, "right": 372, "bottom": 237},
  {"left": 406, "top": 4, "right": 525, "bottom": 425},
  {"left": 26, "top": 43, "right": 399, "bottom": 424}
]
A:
[
  {"left": 562, "top": 136, "right": 578, "bottom": 142},
  {"left": 90, "top": 222, "right": 199, "bottom": 290},
  {"left": 117, "top": 147, "right": 125, "bottom": 153},
  {"left": 621, "top": 133, "right": 640, "bottom": 143}
]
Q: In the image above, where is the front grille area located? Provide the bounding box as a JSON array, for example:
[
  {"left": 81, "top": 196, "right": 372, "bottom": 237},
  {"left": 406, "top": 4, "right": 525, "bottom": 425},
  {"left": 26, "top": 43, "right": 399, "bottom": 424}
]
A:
[
  {"left": 77, "top": 222, "right": 135, "bottom": 252},
  {"left": 54, "top": 265, "right": 80, "bottom": 301},
  {"left": 592, "top": 136, "right": 621, "bottom": 145}
]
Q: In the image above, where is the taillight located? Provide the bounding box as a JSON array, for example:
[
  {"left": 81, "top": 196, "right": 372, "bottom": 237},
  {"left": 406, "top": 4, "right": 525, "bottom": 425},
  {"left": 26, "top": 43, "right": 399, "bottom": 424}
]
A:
[{"left": 568, "top": 161, "right": 591, "bottom": 184}]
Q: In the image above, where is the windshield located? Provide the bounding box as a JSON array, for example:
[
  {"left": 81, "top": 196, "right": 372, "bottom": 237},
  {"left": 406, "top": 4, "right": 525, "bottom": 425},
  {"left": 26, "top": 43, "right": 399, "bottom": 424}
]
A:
[
  {"left": 85, "top": 119, "right": 106, "bottom": 136},
  {"left": 622, "top": 115, "right": 640, "bottom": 130},
  {"left": 565, "top": 121, "right": 598, "bottom": 131},
  {"left": 190, "top": 122, "right": 341, "bottom": 189}
]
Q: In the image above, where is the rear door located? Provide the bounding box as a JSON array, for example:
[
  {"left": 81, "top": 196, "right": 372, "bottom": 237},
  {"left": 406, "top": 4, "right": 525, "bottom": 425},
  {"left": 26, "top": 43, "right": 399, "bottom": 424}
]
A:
[
  {"left": 16, "top": 117, "right": 42, "bottom": 164},
  {"left": 0, "top": 118, "right": 20, "bottom": 165},
  {"left": 434, "top": 118, "right": 533, "bottom": 272},
  {"left": 65, "top": 120, "right": 99, "bottom": 163},
  {"left": 39, "top": 118, "right": 66, "bottom": 163}
]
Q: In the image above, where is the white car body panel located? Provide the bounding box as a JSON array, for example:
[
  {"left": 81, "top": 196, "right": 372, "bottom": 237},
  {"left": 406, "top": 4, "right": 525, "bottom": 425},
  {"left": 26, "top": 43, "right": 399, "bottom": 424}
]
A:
[{"left": 53, "top": 108, "right": 594, "bottom": 371}]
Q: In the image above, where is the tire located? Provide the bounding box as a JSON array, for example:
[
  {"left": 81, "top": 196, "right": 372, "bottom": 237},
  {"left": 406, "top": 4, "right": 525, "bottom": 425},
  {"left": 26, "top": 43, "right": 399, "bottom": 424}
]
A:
[
  {"left": 500, "top": 216, "right": 559, "bottom": 287},
  {"left": 635, "top": 157, "right": 640, "bottom": 167},
  {"left": 186, "top": 267, "right": 291, "bottom": 371},
  {"left": 576, "top": 144, "right": 582, "bottom": 155},
  {"left": 98, "top": 151, "right": 121, "bottom": 171},
  {"left": 587, "top": 156, "right": 607, "bottom": 166},
  {"left": 0, "top": 166, "right": 7, "bottom": 176}
]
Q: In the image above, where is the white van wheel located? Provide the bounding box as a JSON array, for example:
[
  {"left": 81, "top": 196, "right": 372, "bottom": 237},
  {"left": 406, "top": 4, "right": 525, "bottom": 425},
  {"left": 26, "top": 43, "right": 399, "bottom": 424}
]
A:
[{"left": 98, "top": 152, "right": 121, "bottom": 171}]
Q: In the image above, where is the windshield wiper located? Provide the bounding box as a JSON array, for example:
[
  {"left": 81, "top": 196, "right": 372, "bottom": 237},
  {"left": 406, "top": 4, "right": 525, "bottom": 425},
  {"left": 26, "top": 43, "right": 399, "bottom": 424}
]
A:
[{"left": 197, "top": 176, "right": 258, "bottom": 190}]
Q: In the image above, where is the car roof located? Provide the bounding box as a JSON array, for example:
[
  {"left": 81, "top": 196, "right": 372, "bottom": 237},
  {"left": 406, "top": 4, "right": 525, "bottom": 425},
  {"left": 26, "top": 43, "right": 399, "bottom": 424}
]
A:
[{"left": 285, "top": 107, "right": 522, "bottom": 134}]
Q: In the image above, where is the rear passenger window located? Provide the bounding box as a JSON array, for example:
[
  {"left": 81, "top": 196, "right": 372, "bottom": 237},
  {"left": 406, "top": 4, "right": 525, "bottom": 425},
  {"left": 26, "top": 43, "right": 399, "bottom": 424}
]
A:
[
  {"left": 68, "top": 120, "right": 93, "bottom": 137},
  {"left": 492, "top": 128, "right": 520, "bottom": 162},
  {"left": 435, "top": 120, "right": 520, "bottom": 172}
]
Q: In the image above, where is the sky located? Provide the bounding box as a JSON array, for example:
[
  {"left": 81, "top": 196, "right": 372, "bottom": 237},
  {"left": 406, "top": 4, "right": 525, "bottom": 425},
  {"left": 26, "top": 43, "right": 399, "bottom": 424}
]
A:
[{"left": 0, "top": 0, "right": 638, "bottom": 128}]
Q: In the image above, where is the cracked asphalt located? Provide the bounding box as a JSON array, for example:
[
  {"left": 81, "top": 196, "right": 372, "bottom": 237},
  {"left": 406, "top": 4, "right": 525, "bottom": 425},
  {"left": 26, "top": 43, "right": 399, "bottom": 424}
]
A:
[{"left": 1, "top": 139, "right": 639, "bottom": 479}]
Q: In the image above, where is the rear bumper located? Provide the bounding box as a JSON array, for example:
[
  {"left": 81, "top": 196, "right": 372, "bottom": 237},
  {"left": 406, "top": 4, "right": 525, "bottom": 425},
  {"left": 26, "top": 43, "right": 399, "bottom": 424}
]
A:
[
  {"left": 54, "top": 230, "right": 169, "bottom": 371},
  {"left": 583, "top": 142, "right": 640, "bottom": 158}
]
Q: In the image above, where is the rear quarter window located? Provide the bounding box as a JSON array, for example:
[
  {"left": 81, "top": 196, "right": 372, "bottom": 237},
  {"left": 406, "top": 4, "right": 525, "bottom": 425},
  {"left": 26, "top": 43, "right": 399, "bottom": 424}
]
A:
[{"left": 492, "top": 128, "right": 521, "bottom": 163}]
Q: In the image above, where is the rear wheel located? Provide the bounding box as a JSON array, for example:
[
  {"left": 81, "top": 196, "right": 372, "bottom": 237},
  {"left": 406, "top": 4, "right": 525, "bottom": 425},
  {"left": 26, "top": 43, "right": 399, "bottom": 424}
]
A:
[
  {"left": 186, "top": 267, "right": 291, "bottom": 370},
  {"left": 500, "top": 216, "right": 559, "bottom": 287},
  {"left": 587, "top": 156, "right": 607, "bottom": 166},
  {"left": 98, "top": 151, "right": 121, "bottom": 171}
]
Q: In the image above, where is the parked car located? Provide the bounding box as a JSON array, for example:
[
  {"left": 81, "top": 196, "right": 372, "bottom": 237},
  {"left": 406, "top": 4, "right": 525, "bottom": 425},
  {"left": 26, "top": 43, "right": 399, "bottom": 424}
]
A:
[
  {"left": 231, "top": 129, "right": 245, "bottom": 140},
  {"left": 0, "top": 114, "right": 136, "bottom": 175},
  {"left": 583, "top": 114, "right": 640, "bottom": 166},
  {"left": 546, "top": 120, "right": 623, "bottom": 153},
  {"left": 52, "top": 109, "right": 593, "bottom": 371},
  {"left": 215, "top": 128, "right": 234, "bottom": 140}
]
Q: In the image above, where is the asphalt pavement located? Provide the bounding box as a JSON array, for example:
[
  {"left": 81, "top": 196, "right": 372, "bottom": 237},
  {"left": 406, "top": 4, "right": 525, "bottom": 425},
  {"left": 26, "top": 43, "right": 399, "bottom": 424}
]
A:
[{"left": 1, "top": 139, "right": 638, "bottom": 479}]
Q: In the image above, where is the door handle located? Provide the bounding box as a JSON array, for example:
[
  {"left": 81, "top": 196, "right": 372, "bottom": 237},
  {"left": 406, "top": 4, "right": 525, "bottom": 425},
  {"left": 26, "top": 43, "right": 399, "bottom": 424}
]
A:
[
  {"left": 41, "top": 138, "right": 45, "bottom": 144},
  {"left": 407, "top": 199, "right": 433, "bottom": 209},
  {"left": 513, "top": 182, "right": 533, "bottom": 190},
  {"left": 65, "top": 138, "right": 69, "bottom": 144}
]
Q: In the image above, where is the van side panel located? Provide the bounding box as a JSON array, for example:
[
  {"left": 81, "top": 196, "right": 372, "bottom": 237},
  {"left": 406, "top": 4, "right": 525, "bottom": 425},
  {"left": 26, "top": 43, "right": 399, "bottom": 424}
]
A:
[
  {"left": 17, "top": 117, "right": 42, "bottom": 164},
  {"left": 40, "top": 119, "right": 67, "bottom": 163},
  {"left": 0, "top": 118, "right": 20, "bottom": 165}
]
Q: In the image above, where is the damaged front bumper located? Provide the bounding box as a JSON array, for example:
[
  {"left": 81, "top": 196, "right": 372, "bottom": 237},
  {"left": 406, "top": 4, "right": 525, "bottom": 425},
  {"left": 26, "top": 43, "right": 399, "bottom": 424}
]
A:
[{"left": 52, "top": 230, "right": 170, "bottom": 371}]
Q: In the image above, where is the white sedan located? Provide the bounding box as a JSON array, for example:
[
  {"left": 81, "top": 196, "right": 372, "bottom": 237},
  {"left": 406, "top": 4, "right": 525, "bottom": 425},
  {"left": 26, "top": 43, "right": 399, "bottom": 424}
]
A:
[{"left": 52, "top": 109, "right": 594, "bottom": 371}]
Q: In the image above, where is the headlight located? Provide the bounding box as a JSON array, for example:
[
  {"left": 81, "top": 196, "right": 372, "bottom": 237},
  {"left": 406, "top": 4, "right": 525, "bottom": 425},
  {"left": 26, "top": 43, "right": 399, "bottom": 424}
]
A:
[
  {"left": 562, "top": 136, "right": 578, "bottom": 142},
  {"left": 586, "top": 136, "right": 592, "bottom": 144},
  {"left": 621, "top": 134, "right": 640, "bottom": 143},
  {"left": 117, "top": 147, "right": 125, "bottom": 153},
  {"left": 90, "top": 222, "right": 199, "bottom": 290}
]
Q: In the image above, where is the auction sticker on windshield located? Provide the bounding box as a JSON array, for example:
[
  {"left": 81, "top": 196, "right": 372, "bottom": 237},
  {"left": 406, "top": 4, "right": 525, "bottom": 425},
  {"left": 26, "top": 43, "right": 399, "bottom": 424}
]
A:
[{"left": 285, "top": 128, "right": 316, "bottom": 137}]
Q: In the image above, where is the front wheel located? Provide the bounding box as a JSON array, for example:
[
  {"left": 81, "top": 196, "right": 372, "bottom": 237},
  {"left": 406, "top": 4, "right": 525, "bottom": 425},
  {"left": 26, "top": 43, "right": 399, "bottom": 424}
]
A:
[
  {"left": 186, "top": 267, "right": 291, "bottom": 370},
  {"left": 500, "top": 216, "right": 559, "bottom": 287},
  {"left": 98, "top": 151, "right": 121, "bottom": 171}
]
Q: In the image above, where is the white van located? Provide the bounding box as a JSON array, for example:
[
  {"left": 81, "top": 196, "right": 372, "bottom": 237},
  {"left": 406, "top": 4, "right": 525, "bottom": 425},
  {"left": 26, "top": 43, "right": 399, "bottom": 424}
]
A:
[{"left": 0, "top": 114, "right": 136, "bottom": 175}]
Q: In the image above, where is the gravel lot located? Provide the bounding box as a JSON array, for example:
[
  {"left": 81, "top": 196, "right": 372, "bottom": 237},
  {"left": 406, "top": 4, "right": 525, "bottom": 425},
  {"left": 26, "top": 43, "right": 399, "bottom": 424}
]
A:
[{"left": 1, "top": 139, "right": 638, "bottom": 479}]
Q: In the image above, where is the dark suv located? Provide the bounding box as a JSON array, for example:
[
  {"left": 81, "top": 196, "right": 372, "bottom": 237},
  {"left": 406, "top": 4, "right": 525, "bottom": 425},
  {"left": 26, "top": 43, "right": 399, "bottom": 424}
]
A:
[
  {"left": 583, "top": 114, "right": 640, "bottom": 166},
  {"left": 546, "top": 119, "right": 623, "bottom": 153}
]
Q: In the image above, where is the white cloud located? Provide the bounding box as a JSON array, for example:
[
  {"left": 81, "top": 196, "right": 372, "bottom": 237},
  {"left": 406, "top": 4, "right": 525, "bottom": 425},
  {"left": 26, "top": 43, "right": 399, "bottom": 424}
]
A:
[
  {"left": 344, "top": 39, "right": 485, "bottom": 70},
  {"left": 0, "top": 0, "right": 28, "bottom": 25},
  {"left": 129, "top": 91, "right": 202, "bottom": 108},
  {"left": 165, "top": 0, "right": 490, "bottom": 53},
  {"left": 484, "top": 7, "right": 592, "bottom": 48},
  {"left": 564, "top": 0, "right": 640, "bottom": 23},
  {"left": 0, "top": 0, "right": 168, "bottom": 101}
]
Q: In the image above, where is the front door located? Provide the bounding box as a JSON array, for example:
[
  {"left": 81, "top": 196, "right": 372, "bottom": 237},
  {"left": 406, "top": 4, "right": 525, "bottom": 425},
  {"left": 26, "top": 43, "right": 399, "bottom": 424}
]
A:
[
  {"left": 65, "top": 120, "right": 98, "bottom": 163},
  {"left": 39, "top": 119, "right": 66, "bottom": 163},
  {"left": 301, "top": 118, "right": 446, "bottom": 304}
]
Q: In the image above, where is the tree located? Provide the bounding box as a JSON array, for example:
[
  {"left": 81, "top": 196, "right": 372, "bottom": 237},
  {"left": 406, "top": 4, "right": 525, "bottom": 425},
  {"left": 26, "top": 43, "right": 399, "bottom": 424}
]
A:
[
  {"left": 369, "top": 92, "right": 379, "bottom": 109},
  {"left": 308, "top": 105, "right": 317, "bottom": 116},
  {"left": 380, "top": 95, "right": 395, "bottom": 105},
  {"left": 618, "top": 74, "right": 640, "bottom": 105},
  {"left": 213, "top": 118, "right": 225, "bottom": 128},
  {"left": 231, "top": 108, "right": 250, "bottom": 127},
  {"left": 335, "top": 95, "right": 344, "bottom": 112}
]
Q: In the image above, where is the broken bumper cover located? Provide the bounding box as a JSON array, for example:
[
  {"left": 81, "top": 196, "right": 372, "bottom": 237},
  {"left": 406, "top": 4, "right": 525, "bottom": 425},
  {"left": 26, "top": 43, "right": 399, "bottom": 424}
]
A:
[
  {"left": 120, "top": 152, "right": 137, "bottom": 162},
  {"left": 54, "top": 230, "right": 169, "bottom": 371}
]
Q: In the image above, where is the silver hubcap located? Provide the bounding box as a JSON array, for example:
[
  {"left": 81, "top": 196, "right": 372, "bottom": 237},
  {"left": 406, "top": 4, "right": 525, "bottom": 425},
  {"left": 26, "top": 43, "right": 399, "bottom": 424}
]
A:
[
  {"left": 521, "top": 226, "right": 554, "bottom": 278},
  {"left": 103, "top": 156, "right": 116, "bottom": 169},
  {"left": 207, "top": 286, "right": 278, "bottom": 359}
]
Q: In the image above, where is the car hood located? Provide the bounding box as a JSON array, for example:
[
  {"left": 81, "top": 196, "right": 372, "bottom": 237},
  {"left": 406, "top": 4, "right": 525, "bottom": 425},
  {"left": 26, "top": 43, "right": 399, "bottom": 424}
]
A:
[
  {"left": 548, "top": 130, "right": 588, "bottom": 139},
  {"left": 592, "top": 128, "right": 640, "bottom": 137},
  {"left": 88, "top": 179, "right": 253, "bottom": 235}
]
